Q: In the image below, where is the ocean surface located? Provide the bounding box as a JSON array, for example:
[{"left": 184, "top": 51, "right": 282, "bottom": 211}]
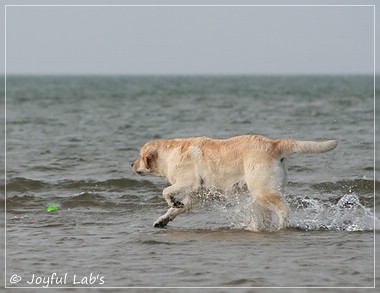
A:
[{"left": 2, "top": 75, "right": 378, "bottom": 289}]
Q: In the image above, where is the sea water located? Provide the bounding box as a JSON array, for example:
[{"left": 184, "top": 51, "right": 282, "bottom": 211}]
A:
[{"left": 3, "top": 75, "right": 377, "bottom": 288}]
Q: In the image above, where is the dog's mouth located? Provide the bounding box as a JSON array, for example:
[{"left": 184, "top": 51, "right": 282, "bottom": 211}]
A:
[
  {"left": 136, "top": 171, "right": 146, "bottom": 176},
  {"left": 131, "top": 163, "right": 146, "bottom": 176}
]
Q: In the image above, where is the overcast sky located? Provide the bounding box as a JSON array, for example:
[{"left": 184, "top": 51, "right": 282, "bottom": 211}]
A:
[{"left": 5, "top": 4, "right": 375, "bottom": 75}]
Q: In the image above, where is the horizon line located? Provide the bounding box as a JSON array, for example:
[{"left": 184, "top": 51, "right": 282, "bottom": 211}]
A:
[{"left": 2, "top": 72, "right": 376, "bottom": 77}]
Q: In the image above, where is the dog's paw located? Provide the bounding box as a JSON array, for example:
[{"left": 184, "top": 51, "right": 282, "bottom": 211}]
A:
[{"left": 153, "top": 217, "right": 170, "bottom": 228}]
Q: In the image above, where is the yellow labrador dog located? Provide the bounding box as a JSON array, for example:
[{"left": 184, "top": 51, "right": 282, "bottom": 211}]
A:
[{"left": 131, "top": 135, "right": 337, "bottom": 230}]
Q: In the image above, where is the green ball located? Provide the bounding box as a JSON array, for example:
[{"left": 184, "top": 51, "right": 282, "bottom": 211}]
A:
[{"left": 47, "top": 205, "right": 59, "bottom": 212}]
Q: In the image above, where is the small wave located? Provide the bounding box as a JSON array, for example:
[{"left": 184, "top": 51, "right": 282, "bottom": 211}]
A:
[
  {"left": 137, "top": 239, "right": 175, "bottom": 246},
  {"left": 59, "top": 191, "right": 110, "bottom": 208},
  {"left": 311, "top": 179, "right": 376, "bottom": 195},
  {"left": 5, "top": 177, "right": 158, "bottom": 193},
  {"left": 59, "top": 178, "right": 157, "bottom": 192},
  {"left": 59, "top": 191, "right": 152, "bottom": 210},
  {"left": 6, "top": 191, "right": 162, "bottom": 211},
  {"left": 44, "top": 192, "right": 125, "bottom": 210},
  {"left": 6, "top": 194, "right": 46, "bottom": 210},
  {"left": 6, "top": 177, "right": 50, "bottom": 192}
]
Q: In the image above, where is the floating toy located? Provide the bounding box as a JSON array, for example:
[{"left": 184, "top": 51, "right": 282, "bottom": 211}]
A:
[{"left": 47, "top": 205, "right": 59, "bottom": 212}]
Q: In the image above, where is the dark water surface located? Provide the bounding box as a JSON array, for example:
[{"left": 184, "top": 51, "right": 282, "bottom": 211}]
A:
[{"left": 3, "top": 76, "right": 376, "bottom": 288}]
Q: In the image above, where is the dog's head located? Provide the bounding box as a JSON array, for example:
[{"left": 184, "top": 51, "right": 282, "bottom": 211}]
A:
[{"left": 131, "top": 142, "right": 158, "bottom": 176}]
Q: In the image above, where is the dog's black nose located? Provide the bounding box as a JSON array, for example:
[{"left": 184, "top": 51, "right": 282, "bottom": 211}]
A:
[{"left": 130, "top": 163, "right": 134, "bottom": 168}]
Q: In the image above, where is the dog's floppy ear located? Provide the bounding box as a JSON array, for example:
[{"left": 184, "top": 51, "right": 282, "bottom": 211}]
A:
[{"left": 143, "top": 150, "right": 158, "bottom": 170}]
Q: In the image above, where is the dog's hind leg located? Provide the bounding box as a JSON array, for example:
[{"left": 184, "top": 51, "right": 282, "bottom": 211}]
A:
[
  {"left": 247, "top": 204, "right": 273, "bottom": 231},
  {"left": 247, "top": 190, "right": 287, "bottom": 230},
  {"left": 246, "top": 176, "right": 288, "bottom": 230},
  {"left": 245, "top": 159, "right": 288, "bottom": 230},
  {"left": 254, "top": 191, "right": 288, "bottom": 230}
]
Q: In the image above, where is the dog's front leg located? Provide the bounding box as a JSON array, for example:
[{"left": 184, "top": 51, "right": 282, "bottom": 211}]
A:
[
  {"left": 153, "top": 207, "right": 181, "bottom": 228},
  {"left": 153, "top": 195, "right": 194, "bottom": 228},
  {"left": 154, "top": 182, "right": 198, "bottom": 228},
  {"left": 162, "top": 182, "right": 193, "bottom": 208}
]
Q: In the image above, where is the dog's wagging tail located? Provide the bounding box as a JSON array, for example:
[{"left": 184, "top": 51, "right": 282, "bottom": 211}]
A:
[{"left": 131, "top": 135, "right": 338, "bottom": 230}]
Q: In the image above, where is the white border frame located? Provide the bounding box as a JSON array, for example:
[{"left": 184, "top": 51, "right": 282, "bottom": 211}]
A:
[{"left": 3, "top": 3, "right": 376, "bottom": 289}]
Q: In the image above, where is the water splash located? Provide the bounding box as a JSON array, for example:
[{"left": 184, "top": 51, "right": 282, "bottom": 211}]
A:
[
  {"left": 198, "top": 191, "right": 374, "bottom": 232},
  {"left": 289, "top": 193, "right": 374, "bottom": 232}
]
